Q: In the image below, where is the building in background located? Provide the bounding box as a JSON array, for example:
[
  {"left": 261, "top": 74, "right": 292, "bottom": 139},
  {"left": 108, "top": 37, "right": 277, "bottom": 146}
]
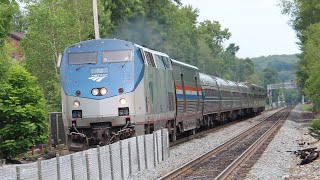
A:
[{"left": 8, "top": 31, "right": 24, "bottom": 60}]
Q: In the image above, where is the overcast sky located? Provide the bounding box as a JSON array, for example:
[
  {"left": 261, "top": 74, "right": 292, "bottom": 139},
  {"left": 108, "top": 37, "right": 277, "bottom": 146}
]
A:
[{"left": 181, "top": 0, "right": 300, "bottom": 58}]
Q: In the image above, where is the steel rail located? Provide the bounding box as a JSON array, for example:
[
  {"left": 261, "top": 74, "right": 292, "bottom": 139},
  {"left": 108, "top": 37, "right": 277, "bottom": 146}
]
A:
[
  {"left": 170, "top": 121, "right": 239, "bottom": 147},
  {"left": 214, "top": 107, "right": 292, "bottom": 180},
  {"left": 159, "top": 107, "right": 286, "bottom": 180},
  {"left": 170, "top": 108, "right": 282, "bottom": 147}
]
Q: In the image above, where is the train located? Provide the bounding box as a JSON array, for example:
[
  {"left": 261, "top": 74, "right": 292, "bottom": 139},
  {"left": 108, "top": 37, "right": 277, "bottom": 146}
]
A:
[{"left": 58, "top": 39, "right": 266, "bottom": 151}]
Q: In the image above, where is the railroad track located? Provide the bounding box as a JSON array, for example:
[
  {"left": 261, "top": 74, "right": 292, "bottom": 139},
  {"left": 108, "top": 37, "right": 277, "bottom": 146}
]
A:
[
  {"left": 170, "top": 121, "right": 239, "bottom": 147},
  {"left": 170, "top": 109, "right": 280, "bottom": 147},
  {"left": 160, "top": 106, "right": 292, "bottom": 180}
]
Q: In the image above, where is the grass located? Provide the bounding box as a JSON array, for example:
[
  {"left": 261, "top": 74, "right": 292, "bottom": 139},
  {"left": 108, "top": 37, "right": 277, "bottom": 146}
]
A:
[
  {"left": 301, "top": 104, "right": 314, "bottom": 112},
  {"left": 309, "top": 116, "right": 320, "bottom": 140}
]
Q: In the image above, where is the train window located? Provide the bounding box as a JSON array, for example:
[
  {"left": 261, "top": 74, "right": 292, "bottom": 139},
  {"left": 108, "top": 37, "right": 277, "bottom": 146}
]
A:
[
  {"left": 154, "top": 55, "right": 165, "bottom": 69},
  {"left": 207, "top": 90, "right": 211, "bottom": 96},
  {"left": 69, "top": 52, "right": 97, "bottom": 65},
  {"left": 213, "top": 90, "right": 218, "bottom": 97},
  {"left": 232, "top": 92, "right": 237, "bottom": 98},
  {"left": 204, "top": 89, "right": 208, "bottom": 96},
  {"left": 102, "top": 50, "right": 132, "bottom": 63},
  {"left": 221, "top": 91, "right": 226, "bottom": 98},
  {"left": 162, "top": 57, "right": 171, "bottom": 69},
  {"left": 144, "top": 51, "right": 156, "bottom": 67}
]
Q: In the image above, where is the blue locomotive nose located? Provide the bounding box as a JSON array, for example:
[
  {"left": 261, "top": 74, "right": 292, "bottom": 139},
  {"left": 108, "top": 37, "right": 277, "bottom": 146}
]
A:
[{"left": 60, "top": 39, "right": 143, "bottom": 100}]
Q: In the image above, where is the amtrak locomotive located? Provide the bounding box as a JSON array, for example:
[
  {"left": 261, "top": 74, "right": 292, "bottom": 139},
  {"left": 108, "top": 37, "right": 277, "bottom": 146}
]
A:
[{"left": 59, "top": 39, "right": 266, "bottom": 151}]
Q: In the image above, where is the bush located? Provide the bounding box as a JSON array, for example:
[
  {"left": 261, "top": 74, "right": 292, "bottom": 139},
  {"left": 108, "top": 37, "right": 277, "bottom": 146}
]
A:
[
  {"left": 0, "top": 63, "right": 48, "bottom": 159},
  {"left": 309, "top": 117, "right": 320, "bottom": 140},
  {"left": 301, "top": 104, "right": 314, "bottom": 112}
]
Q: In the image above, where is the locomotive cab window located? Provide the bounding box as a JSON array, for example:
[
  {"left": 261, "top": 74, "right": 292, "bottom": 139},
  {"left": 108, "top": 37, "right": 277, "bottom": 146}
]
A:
[
  {"left": 69, "top": 52, "right": 97, "bottom": 65},
  {"left": 154, "top": 55, "right": 165, "bottom": 69},
  {"left": 102, "top": 50, "right": 132, "bottom": 63},
  {"left": 161, "top": 56, "right": 171, "bottom": 69}
]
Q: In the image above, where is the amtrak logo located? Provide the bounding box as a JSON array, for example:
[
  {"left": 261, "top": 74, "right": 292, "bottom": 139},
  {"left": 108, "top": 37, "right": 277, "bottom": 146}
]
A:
[{"left": 88, "top": 74, "right": 107, "bottom": 82}]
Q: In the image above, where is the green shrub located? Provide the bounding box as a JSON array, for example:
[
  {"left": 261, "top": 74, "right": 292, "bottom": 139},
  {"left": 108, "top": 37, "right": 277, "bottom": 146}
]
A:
[
  {"left": 0, "top": 63, "right": 48, "bottom": 159},
  {"left": 301, "top": 104, "right": 313, "bottom": 112},
  {"left": 309, "top": 117, "right": 320, "bottom": 140}
]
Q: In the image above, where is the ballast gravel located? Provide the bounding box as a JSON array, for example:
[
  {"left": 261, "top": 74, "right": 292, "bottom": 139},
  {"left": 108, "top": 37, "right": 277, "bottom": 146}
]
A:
[
  {"left": 127, "top": 109, "right": 281, "bottom": 180},
  {"left": 245, "top": 104, "right": 320, "bottom": 180}
]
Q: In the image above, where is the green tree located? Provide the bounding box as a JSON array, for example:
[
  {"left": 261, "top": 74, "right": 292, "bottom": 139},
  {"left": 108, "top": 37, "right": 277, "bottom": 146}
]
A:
[
  {"left": 222, "top": 43, "right": 239, "bottom": 79},
  {"left": 302, "top": 23, "right": 320, "bottom": 108},
  {"left": 23, "top": 0, "right": 97, "bottom": 111},
  {"left": 233, "top": 58, "right": 255, "bottom": 82},
  {"left": 261, "top": 68, "right": 279, "bottom": 88},
  {"left": 198, "top": 20, "right": 231, "bottom": 57},
  {"left": 281, "top": 1, "right": 320, "bottom": 108},
  {"left": 0, "top": 0, "right": 18, "bottom": 48},
  {"left": 280, "top": 0, "right": 320, "bottom": 43},
  {"left": 0, "top": 62, "right": 47, "bottom": 159}
]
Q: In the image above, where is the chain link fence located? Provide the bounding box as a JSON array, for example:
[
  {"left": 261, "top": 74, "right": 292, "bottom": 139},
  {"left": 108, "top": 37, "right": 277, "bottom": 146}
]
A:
[{"left": 0, "top": 129, "right": 169, "bottom": 180}]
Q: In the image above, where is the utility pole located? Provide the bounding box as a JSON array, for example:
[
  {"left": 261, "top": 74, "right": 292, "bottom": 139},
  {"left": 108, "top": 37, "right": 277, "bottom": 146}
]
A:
[
  {"left": 93, "top": 0, "right": 100, "bottom": 39},
  {"left": 267, "top": 85, "right": 272, "bottom": 108},
  {"left": 301, "top": 92, "right": 305, "bottom": 104}
]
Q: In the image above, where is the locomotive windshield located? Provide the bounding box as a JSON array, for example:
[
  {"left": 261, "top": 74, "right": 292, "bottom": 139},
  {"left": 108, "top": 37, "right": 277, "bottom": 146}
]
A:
[
  {"left": 68, "top": 52, "right": 97, "bottom": 65},
  {"left": 102, "top": 50, "right": 132, "bottom": 63}
]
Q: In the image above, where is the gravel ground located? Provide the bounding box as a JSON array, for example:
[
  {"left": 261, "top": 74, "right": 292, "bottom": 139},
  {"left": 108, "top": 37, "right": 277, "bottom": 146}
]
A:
[
  {"left": 245, "top": 104, "right": 320, "bottom": 180},
  {"left": 127, "top": 109, "right": 281, "bottom": 180}
]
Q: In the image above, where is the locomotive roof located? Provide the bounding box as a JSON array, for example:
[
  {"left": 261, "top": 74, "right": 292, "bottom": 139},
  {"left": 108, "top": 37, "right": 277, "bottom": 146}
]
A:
[
  {"left": 67, "top": 38, "right": 171, "bottom": 58},
  {"left": 171, "top": 59, "right": 198, "bottom": 70},
  {"left": 135, "top": 44, "right": 170, "bottom": 57},
  {"left": 67, "top": 38, "right": 134, "bottom": 48}
]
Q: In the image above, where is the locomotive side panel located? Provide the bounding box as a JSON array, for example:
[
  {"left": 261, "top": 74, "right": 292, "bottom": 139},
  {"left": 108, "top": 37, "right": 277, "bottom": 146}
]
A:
[{"left": 139, "top": 48, "right": 175, "bottom": 134}]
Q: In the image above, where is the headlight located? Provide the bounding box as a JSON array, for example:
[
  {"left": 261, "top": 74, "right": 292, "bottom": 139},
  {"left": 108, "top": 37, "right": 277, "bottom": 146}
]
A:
[
  {"left": 92, "top": 88, "right": 99, "bottom": 96},
  {"left": 100, "top": 88, "right": 108, "bottom": 95},
  {"left": 73, "top": 100, "right": 80, "bottom": 108},
  {"left": 120, "top": 98, "right": 127, "bottom": 105}
]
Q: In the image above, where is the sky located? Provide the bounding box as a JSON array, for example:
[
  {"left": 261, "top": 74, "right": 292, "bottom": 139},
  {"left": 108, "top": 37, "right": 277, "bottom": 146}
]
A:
[{"left": 181, "top": 0, "right": 300, "bottom": 58}]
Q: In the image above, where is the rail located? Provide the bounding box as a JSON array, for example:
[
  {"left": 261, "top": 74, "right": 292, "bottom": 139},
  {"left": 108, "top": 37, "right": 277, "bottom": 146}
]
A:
[
  {"left": 215, "top": 107, "right": 292, "bottom": 179},
  {"left": 160, "top": 107, "right": 288, "bottom": 180}
]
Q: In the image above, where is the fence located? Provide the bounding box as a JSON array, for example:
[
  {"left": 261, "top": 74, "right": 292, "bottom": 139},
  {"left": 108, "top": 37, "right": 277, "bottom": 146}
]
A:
[
  {"left": 0, "top": 129, "right": 170, "bottom": 180},
  {"left": 48, "top": 112, "right": 65, "bottom": 145}
]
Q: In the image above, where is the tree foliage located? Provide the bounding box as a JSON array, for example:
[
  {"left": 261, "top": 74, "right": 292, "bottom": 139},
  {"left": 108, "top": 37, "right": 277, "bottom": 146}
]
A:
[
  {"left": 280, "top": 0, "right": 320, "bottom": 108},
  {"left": 22, "top": 0, "right": 98, "bottom": 111},
  {"left": 20, "top": 0, "right": 259, "bottom": 112},
  {"left": 302, "top": 23, "right": 320, "bottom": 108},
  {"left": 0, "top": 61, "right": 47, "bottom": 159},
  {"left": 0, "top": 0, "right": 18, "bottom": 48}
]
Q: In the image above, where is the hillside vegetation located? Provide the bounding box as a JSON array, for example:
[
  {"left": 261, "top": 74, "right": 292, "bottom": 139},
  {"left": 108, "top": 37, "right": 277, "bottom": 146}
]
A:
[{"left": 252, "top": 54, "right": 299, "bottom": 82}]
